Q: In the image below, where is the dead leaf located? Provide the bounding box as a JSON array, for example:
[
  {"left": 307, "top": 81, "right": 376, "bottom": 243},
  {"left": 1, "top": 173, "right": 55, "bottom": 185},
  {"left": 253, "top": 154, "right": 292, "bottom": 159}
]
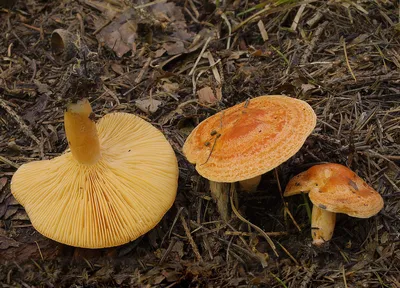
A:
[
  {"left": 4, "top": 206, "right": 18, "bottom": 219},
  {"left": 250, "top": 48, "right": 271, "bottom": 57},
  {"left": 96, "top": 8, "right": 137, "bottom": 58},
  {"left": 155, "top": 48, "right": 166, "bottom": 58},
  {"left": 7, "top": 196, "right": 19, "bottom": 206},
  {"left": 171, "top": 240, "right": 184, "bottom": 258},
  {"left": 152, "top": 274, "right": 166, "bottom": 285},
  {"left": 111, "top": 63, "right": 124, "bottom": 75},
  {"left": 197, "top": 86, "right": 222, "bottom": 104},
  {"left": 135, "top": 98, "right": 162, "bottom": 114},
  {"left": 23, "top": 94, "right": 49, "bottom": 126},
  {"left": 301, "top": 83, "right": 316, "bottom": 93},
  {"left": 0, "top": 233, "right": 20, "bottom": 250},
  {"left": 93, "top": 1, "right": 194, "bottom": 58},
  {"left": 162, "top": 41, "right": 186, "bottom": 55},
  {"left": 34, "top": 80, "right": 52, "bottom": 95},
  {"left": 151, "top": 2, "right": 194, "bottom": 54},
  {"left": 226, "top": 50, "right": 248, "bottom": 60},
  {"left": 161, "top": 82, "right": 179, "bottom": 93},
  {"left": 151, "top": 2, "right": 185, "bottom": 23},
  {"left": 173, "top": 27, "right": 193, "bottom": 42}
]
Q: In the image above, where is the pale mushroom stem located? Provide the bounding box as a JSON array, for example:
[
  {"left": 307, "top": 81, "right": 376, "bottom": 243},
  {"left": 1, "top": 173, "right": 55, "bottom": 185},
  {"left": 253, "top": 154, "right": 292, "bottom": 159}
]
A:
[
  {"left": 209, "top": 181, "right": 231, "bottom": 221},
  {"left": 311, "top": 205, "right": 336, "bottom": 246},
  {"left": 64, "top": 99, "right": 101, "bottom": 165},
  {"left": 239, "top": 175, "right": 262, "bottom": 192}
]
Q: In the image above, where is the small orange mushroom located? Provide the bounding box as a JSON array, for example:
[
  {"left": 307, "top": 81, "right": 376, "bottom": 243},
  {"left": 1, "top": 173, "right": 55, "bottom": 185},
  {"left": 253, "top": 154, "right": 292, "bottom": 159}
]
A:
[
  {"left": 284, "top": 163, "right": 384, "bottom": 246},
  {"left": 183, "top": 95, "right": 316, "bottom": 220}
]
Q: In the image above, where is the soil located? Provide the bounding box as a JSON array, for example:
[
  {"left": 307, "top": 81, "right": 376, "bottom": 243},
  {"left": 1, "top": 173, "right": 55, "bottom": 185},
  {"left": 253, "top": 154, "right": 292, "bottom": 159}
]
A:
[{"left": 0, "top": 0, "right": 399, "bottom": 287}]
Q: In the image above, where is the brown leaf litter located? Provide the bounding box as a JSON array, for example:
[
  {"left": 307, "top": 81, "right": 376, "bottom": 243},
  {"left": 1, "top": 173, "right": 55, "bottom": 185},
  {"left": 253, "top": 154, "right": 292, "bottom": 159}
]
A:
[{"left": 89, "top": 0, "right": 194, "bottom": 58}]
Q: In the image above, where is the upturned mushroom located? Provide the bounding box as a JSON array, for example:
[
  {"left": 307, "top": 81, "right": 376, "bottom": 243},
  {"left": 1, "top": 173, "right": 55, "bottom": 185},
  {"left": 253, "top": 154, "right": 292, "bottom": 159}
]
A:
[
  {"left": 183, "top": 95, "right": 317, "bottom": 220},
  {"left": 11, "top": 98, "right": 179, "bottom": 248},
  {"left": 284, "top": 163, "right": 384, "bottom": 246}
]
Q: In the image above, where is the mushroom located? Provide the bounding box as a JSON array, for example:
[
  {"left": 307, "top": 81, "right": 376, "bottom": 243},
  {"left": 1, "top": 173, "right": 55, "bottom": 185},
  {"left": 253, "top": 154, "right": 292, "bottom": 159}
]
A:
[
  {"left": 11, "top": 98, "right": 179, "bottom": 248},
  {"left": 284, "top": 163, "right": 384, "bottom": 246},
  {"left": 183, "top": 95, "right": 316, "bottom": 220}
]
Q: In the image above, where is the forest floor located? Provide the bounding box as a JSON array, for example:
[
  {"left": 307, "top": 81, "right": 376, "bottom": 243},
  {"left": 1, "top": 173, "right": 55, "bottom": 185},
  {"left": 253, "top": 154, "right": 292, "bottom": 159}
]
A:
[{"left": 0, "top": 0, "right": 399, "bottom": 287}]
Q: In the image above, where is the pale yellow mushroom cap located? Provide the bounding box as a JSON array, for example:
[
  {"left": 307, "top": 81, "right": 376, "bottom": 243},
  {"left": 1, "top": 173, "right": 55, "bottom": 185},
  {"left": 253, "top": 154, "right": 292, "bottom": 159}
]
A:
[
  {"left": 182, "top": 95, "right": 317, "bottom": 182},
  {"left": 11, "top": 112, "right": 178, "bottom": 248}
]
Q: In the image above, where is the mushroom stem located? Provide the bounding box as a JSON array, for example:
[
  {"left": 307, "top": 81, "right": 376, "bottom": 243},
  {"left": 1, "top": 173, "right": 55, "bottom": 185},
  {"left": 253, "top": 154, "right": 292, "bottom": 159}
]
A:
[
  {"left": 311, "top": 205, "right": 336, "bottom": 246},
  {"left": 209, "top": 181, "right": 231, "bottom": 221},
  {"left": 64, "top": 98, "right": 101, "bottom": 165},
  {"left": 239, "top": 175, "right": 262, "bottom": 192}
]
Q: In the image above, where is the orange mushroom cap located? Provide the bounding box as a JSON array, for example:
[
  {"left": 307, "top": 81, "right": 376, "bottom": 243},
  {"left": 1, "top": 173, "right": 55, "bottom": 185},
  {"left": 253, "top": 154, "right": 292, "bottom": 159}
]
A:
[
  {"left": 183, "top": 95, "right": 317, "bottom": 182},
  {"left": 284, "top": 163, "right": 384, "bottom": 218}
]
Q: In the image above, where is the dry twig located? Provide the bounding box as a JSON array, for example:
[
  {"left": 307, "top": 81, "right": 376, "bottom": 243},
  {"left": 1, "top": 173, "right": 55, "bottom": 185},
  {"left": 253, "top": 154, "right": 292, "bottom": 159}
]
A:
[
  {"left": 0, "top": 98, "right": 40, "bottom": 145},
  {"left": 180, "top": 212, "right": 203, "bottom": 262}
]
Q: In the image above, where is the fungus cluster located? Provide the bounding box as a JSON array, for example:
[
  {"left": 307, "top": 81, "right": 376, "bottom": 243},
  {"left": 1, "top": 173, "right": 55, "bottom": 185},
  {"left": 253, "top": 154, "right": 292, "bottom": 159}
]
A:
[
  {"left": 11, "top": 95, "right": 384, "bottom": 249},
  {"left": 11, "top": 99, "right": 179, "bottom": 249}
]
